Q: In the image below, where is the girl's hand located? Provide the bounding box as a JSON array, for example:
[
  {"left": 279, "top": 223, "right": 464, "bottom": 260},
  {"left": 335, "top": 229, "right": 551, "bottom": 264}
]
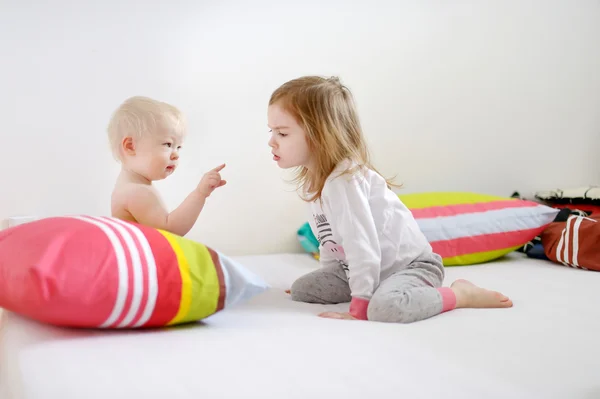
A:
[
  {"left": 285, "top": 290, "right": 357, "bottom": 320},
  {"left": 318, "top": 312, "right": 357, "bottom": 320}
]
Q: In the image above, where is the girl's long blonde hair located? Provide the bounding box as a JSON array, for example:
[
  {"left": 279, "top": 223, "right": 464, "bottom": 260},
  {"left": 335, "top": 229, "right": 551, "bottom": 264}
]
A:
[{"left": 269, "top": 75, "right": 397, "bottom": 202}]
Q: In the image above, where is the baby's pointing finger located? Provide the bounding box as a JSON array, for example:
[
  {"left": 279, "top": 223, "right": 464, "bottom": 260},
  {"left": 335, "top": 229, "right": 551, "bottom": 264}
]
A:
[{"left": 212, "top": 163, "right": 226, "bottom": 172}]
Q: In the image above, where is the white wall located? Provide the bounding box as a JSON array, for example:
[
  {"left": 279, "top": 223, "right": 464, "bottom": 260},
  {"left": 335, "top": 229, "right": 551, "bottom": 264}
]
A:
[{"left": 1, "top": 0, "right": 599, "bottom": 255}]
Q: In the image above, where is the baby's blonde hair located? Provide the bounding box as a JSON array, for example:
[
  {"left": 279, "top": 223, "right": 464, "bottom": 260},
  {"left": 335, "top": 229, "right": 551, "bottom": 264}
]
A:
[
  {"left": 107, "top": 96, "right": 186, "bottom": 161},
  {"left": 269, "top": 76, "right": 396, "bottom": 202}
]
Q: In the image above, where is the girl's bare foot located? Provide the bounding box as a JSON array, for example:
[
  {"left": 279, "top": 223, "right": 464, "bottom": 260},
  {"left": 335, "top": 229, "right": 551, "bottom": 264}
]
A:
[{"left": 450, "top": 279, "right": 513, "bottom": 309}]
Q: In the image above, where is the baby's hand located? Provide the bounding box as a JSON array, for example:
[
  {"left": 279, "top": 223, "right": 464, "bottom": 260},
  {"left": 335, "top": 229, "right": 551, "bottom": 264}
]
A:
[{"left": 197, "top": 164, "right": 227, "bottom": 198}]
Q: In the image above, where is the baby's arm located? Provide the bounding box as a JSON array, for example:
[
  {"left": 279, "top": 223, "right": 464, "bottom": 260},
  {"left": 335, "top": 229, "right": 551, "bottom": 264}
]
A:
[
  {"left": 126, "top": 186, "right": 207, "bottom": 236},
  {"left": 127, "top": 164, "right": 226, "bottom": 236}
]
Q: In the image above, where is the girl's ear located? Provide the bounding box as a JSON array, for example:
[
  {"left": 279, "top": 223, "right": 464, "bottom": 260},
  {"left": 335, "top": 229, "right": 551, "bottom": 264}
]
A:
[{"left": 122, "top": 137, "right": 135, "bottom": 156}]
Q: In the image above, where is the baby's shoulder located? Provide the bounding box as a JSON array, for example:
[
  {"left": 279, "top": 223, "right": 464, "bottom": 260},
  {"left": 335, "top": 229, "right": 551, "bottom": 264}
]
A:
[
  {"left": 113, "top": 182, "right": 157, "bottom": 204},
  {"left": 111, "top": 182, "right": 163, "bottom": 222}
]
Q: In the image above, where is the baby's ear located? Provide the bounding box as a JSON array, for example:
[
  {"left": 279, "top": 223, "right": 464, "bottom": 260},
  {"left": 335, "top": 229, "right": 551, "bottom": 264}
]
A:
[{"left": 122, "top": 137, "right": 135, "bottom": 155}]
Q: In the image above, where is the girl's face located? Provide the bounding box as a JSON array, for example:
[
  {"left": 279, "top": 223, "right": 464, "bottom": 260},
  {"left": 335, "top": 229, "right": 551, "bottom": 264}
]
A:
[{"left": 267, "top": 103, "right": 313, "bottom": 170}]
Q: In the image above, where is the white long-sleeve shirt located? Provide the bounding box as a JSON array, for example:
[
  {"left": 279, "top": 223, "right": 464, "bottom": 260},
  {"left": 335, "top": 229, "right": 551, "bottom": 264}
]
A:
[{"left": 307, "top": 161, "right": 434, "bottom": 319}]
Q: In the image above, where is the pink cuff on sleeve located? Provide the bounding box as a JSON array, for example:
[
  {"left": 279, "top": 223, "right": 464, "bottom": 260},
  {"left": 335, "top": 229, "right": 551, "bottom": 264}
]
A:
[{"left": 349, "top": 297, "right": 370, "bottom": 320}]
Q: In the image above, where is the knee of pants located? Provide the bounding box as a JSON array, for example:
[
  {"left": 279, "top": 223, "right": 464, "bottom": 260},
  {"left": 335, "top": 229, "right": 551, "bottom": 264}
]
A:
[
  {"left": 367, "top": 293, "right": 414, "bottom": 323},
  {"left": 289, "top": 273, "right": 350, "bottom": 304},
  {"left": 289, "top": 276, "right": 319, "bottom": 303}
]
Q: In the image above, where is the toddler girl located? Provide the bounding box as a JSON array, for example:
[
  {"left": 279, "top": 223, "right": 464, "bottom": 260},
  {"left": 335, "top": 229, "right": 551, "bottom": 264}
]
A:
[{"left": 267, "top": 76, "right": 513, "bottom": 322}]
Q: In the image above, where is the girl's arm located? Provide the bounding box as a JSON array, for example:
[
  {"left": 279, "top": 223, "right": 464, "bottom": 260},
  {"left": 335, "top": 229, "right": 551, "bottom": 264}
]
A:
[{"left": 325, "top": 175, "right": 382, "bottom": 320}]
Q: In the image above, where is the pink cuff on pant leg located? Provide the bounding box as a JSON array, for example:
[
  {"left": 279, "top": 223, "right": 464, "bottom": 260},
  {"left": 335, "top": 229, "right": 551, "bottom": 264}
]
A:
[
  {"left": 349, "top": 297, "right": 370, "bottom": 320},
  {"left": 437, "top": 287, "right": 457, "bottom": 313}
]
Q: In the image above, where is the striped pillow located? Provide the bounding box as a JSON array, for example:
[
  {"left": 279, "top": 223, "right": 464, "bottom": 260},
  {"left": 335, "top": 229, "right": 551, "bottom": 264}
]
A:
[
  {"left": 399, "top": 192, "right": 560, "bottom": 265},
  {"left": 0, "top": 216, "right": 269, "bottom": 328}
]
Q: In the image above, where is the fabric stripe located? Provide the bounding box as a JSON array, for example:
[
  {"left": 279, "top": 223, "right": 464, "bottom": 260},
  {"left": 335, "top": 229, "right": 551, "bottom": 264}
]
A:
[
  {"left": 219, "top": 253, "right": 232, "bottom": 307},
  {"left": 441, "top": 245, "right": 522, "bottom": 266},
  {"left": 431, "top": 227, "right": 543, "bottom": 258},
  {"left": 571, "top": 216, "right": 583, "bottom": 268},
  {"left": 208, "top": 247, "right": 227, "bottom": 312},
  {"left": 101, "top": 220, "right": 135, "bottom": 328},
  {"left": 91, "top": 217, "right": 144, "bottom": 328},
  {"left": 418, "top": 205, "right": 558, "bottom": 242},
  {"left": 106, "top": 218, "right": 159, "bottom": 328},
  {"left": 111, "top": 220, "right": 151, "bottom": 327},
  {"left": 562, "top": 216, "right": 572, "bottom": 266},
  {"left": 167, "top": 235, "right": 220, "bottom": 322},
  {"left": 137, "top": 227, "right": 181, "bottom": 327},
  {"left": 70, "top": 216, "right": 129, "bottom": 328},
  {"left": 399, "top": 192, "right": 506, "bottom": 209},
  {"left": 556, "top": 221, "right": 566, "bottom": 265},
  {"left": 437, "top": 287, "right": 457, "bottom": 312},
  {"left": 410, "top": 199, "right": 535, "bottom": 219},
  {"left": 158, "top": 231, "right": 192, "bottom": 326}
]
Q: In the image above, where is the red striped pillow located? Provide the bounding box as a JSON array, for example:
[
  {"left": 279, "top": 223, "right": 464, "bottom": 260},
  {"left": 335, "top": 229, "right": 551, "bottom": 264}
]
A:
[
  {"left": 0, "top": 216, "right": 269, "bottom": 328},
  {"left": 399, "top": 192, "right": 560, "bottom": 265}
]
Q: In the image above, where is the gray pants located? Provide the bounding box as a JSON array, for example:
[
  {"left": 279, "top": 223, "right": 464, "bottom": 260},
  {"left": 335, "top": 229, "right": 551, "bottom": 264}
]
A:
[{"left": 290, "top": 252, "right": 448, "bottom": 323}]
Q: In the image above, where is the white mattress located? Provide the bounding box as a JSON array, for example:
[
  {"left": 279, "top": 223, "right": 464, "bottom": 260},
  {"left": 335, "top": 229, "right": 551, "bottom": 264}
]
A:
[{"left": 1, "top": 252, "right": 599, "bottom": 399}]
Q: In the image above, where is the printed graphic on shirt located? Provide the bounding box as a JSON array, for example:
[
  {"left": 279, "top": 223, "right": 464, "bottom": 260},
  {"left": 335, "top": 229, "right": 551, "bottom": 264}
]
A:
[{"left": 313, "top": 212, "right": 349, "bottom": 274}]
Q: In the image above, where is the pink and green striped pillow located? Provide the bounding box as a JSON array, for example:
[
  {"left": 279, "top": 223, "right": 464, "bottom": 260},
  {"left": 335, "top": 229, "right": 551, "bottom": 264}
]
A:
[
  {"left": 399, "top": 192, "right": 560, "bottom": 265},
  {"left": 0, "top": 216, "right": 269, "bottom": 328}
]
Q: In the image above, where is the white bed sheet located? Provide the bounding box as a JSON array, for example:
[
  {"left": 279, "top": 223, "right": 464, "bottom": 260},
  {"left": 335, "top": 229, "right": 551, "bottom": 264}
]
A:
[{"left": 1, "top": 252, "right": 599, "bottom": 399}]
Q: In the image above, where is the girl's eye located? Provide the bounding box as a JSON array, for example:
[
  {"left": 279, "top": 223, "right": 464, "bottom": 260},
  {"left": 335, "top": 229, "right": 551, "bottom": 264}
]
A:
[{"left": 269, "top": 128, "right": 286, "bottom": 137}]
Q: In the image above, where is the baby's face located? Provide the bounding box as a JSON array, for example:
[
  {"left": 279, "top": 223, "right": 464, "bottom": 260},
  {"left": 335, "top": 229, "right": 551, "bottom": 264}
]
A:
[{"left": 129, "top": 129, "right": 185, "bottom": 181}]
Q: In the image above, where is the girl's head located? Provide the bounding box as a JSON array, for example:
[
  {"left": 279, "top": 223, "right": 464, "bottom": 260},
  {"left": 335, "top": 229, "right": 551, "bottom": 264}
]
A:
[{"left": 267, "top": 76, "right": 389, "bottom": 201}]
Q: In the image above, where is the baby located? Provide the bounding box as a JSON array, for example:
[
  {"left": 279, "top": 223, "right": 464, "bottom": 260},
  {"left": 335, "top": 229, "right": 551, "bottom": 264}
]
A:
[{"left": 107, "top": 96, "right": 226, "bottom": 236}]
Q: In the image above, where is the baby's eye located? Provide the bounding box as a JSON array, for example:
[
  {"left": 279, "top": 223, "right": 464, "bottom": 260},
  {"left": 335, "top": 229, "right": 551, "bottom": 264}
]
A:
[
  {"left": 177, "top": 145, "right": 182, "bottom": 150},
  {"left": 163, "top": 143, "right": 172, "bottom": 148}
]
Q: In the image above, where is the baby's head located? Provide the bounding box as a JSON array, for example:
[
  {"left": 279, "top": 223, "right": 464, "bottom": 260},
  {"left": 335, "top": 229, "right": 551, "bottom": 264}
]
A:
[
  {"left": 107, "top": 96, "right": 186, "bottom": 181},
  {"left": 267, "top": 76, "right": 371, "bottom": 200}
]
